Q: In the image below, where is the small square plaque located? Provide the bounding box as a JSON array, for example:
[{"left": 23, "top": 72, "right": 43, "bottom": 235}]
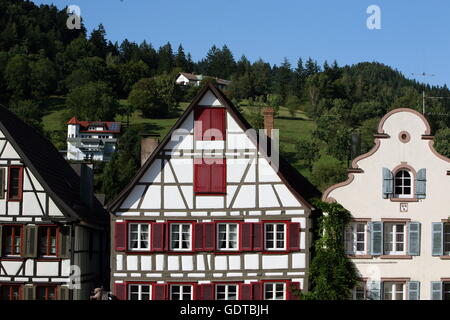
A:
[{"left": 400, "top": 203, "right": 408, "bottom": 212}]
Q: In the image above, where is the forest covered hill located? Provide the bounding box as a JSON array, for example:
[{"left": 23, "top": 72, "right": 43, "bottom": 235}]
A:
[{"left": 1, "top": 0, "right": 449, "bottom": 201}]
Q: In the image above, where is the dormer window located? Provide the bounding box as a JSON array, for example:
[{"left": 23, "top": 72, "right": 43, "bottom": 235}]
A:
[{"left": 394, "top": 170, "right": 412, "bottom": 198}]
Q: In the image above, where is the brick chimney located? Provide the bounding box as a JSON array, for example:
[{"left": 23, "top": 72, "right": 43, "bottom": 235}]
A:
[
  {"left": 141, "top": 134, "right": 160, "bottom": 167},
  {"left": 263, "top": 107, "right": 275, "bottom": 138}
]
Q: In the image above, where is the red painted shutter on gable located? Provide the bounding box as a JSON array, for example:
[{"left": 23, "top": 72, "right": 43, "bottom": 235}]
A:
[
  {"left": 194, "top": 159, "right": 211, "bottom": 194},
  {"left": 114, "top": 283, "right": 126, "bottom": 300},
  {"left": 240, "top": 223, "right": 253, "bottom": 251},
  {"left": 210, "top": 108, "right": 225, "bottom": 141},
  {"left": 152, "top": 223, "right": 165, "bottom": 252},
  {"left": 201, "top": 284, "right": 215, "bottom": 300},
  {"left": 252, "top": 282, "right": 263, "bottom": 300},
  {"left": 210, "top": 159, "right": 226, "bottom": 194},
  {"left": 114, "top": 222, "right": 127, "bottom": 251},
  {"left": 287, "top": 282, "right": 300, "bottom": 300},
  {"left": 194, "top": 107, "right": 210, "bottom": 140},
  {"left": 252, "top": 223, "right": 264, "bottom": 251},
  {"left": 204, "top": 222, "right": 215, "bottom": 251},
  {"left": 153, "top": 284, "right": 167, "bottom": 300},
  {"left": 239, "top": 284, "right": 252, "bottom": 300},
  {"left": 288, "top": 222, "right": 301, "bottom": 251},
  {"left": 194, "top": 223, "right": 204, "bottom": 251}
]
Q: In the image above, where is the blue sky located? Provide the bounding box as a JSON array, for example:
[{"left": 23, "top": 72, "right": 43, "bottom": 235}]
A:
[{"left": 33, "top": 0, "right": 450, "bottom": 87}]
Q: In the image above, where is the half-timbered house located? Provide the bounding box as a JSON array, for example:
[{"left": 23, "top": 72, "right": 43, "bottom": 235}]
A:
[
  {"left": 108, "top": 83, "right": 320, "bottom": 300},
  {"left": 0, "top": 106, "right": 108, "bottom": 300}
]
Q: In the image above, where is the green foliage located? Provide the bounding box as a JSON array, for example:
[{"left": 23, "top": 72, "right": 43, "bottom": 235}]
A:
[
  {"left": 295, "top": 138, "right": 320, "bottom": 171},
  {"left": 310, "top": 158, "right": 347, "bottom": 191},
  {"left": 10, "top": 99, "right": 43, "bottom": 132},
  {"left": 286, "top": 95, "right": 301, "bottom": 118},
  {"left": 5, "top": 54, "right": 30, "bottom": 99},
  {"left": 298, "top": 200, "right": 358, "bottom": 300},
  {"left": 128, "top": 74, "right": 179, "bottom": 118},
  {"left": 66, "top": 81, "right": 118, "bottom": 120},
  {"left": 246, "top": 108, "right": 264, "bottom": 130},
  {"left": 434, "top": 128, "right": 450, "bottom": 158}
]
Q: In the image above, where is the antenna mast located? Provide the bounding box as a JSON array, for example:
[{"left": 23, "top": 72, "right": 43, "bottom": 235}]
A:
[{"left": 411, "top": 72, "right": 435, "bottom": 114}]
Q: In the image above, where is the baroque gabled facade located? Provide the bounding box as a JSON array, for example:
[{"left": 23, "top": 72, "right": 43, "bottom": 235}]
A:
[
  {"left": 323, "top": 108, "right": 450, "bottom": 300},
  {"left": 107, "top": 83, "right": 320, "bottom": 300},
  {"left": 0, "top": 106, "right": 109, "bottom": 300}
]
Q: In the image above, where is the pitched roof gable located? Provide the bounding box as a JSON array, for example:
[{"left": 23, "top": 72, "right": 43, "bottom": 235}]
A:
[
  {"left": 0, "top": 105, "right": 107, "bottom": 224},
  {"left": 107, "top": 82, "right": 321, "bottom": 211}
]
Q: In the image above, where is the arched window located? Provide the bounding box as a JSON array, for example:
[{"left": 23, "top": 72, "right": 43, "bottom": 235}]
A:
[{"left": 394, "top": 170, "right": 412, "bottom": 197}]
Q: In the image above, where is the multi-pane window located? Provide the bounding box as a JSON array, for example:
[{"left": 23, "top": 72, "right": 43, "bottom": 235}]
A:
[
  {"left": 217, "top": 223, "right": 238, "bottom": 250},
  {"left": 443, "top": 282, "right": 450, "bottom": 300},
  {"left": 3, "top": 226, "right": 22, "bottom": 256},
  {"left": 352, "top": 282, "right": 366, "bottom": 300},
  {"left": 345, "top": 223, "right": 367, "bottom": 255},
  {"left": 394, "top": 170, "right": 412, "bottom": 197},
  {"left": 128, "top": 284, "right": 151, "bottom": 300},
  {"left": 444, "top": 223, "right": 450, "bottom": 255},
  {"left": 170, "top": 224, "right": 192, "bottom": 251},
  {"left": 265, "top": 223, "right": 286, "bottom": 250},
  {"left": 383, "top": 282, "right": 405, "bottom": 300},
  {"left": 0, "top": 285, "right": 21, "bottom": 300},
  {"left": 128, "top": 223, "right": 150, "bottom": 251},
  {"left": 36, "top": 286, "right": 57, "bottom": 300},
  {"left": 264, "top": 283, "right": 285, "bottom": 300},
  {"left": 170, "top": 285, "right": 192, "bottom": 300},
  {"left": 216, "top": 284, "right": 238, "bottom": 300},
  {"left": 39, "top": 226, "right": 57, "bottom": 256},
  {"left": 384, "top": 223, "right": 405, "bottom": 255}
]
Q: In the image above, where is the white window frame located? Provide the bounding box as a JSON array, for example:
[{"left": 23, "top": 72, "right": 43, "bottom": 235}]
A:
[
  {"left": 264, "top": 223, "right": 286, "bottom": 251},
  {"left": 128, "top": 223, "right": 151, "bottom": 251},
  {"left": 383, "top": 282, "right": 405, "bottom": 300},
  {"left": 383, "top": 223, "right": 406, "bottom": 255},
  {"left": 444, "top": 223, "right": 450, "bottom": 255},
  {"left": 352, "top": 282, "right": 367, "bottom": 300},
  {"left": 394, "top": 169, "right": 413, "bottom": 198},
  {"left": 170, "top": 223, "right": 192, "bottom": 251},
  {"left": 170, "top": 285, "right": 192, "bottom": 300},
  {"left": 345, "top": 222, "right": 367, "bottom": 255},
  {"left": 217, "top": 223, "right": 239, "bottom": 251},
  {"left": 128, "top": 284, "right": 152, "bottom": 300},
  {"left": 264, "top": 282, "right": 286, "bottom": 300},
  {"left": 215, "top": 284, "right": 238, "bottom": 300}
]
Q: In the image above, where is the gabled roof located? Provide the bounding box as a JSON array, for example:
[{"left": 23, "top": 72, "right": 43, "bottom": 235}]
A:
[
  {"left": 0, "top": 106, "right": 107, "bottom": 225},
  {"left": 179, "top": 72, "right": 201, "bottom": 81},
  {"left": 107, "top": 83, "right": 321, "bottom": 212},
  {"left": 67, "top": 117, "right": 122, "bottom": 133}
]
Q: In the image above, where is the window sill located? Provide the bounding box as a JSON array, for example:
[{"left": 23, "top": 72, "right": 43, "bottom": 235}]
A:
[
  {"left": 389, "top": 198, "right": 419, "bottom": 202},
  {"left": 347, "top": 255, "right": 373, "bottom": 259},
  {"left": 1, "top": 257, "right": 24, "bottom": 261},
  {"left": 380, "top": 255, "right": 412, "bottom": 259},
  {"left": 439, "top": 256, "right": 450, "bottom": 260},
  {"left": 195, "top": 193, "right": 226, "bottom": 196}
]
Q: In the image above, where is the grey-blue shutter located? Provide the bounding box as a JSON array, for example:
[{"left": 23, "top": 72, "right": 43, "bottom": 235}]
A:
[
  {"left": 370, "top": 222, "right": 383, "bottom": 255},
  {"left": 415, "top": 168, "right": 426, "bottom": 199},
  {"left": 408, "top": 222, "right": 421, "bottom": 256},
  {"left": 431, "top": 281, "right": 442, "bottom": 300},
  {"left": 432, "top": 223, "right": 443, "bottom": 256},
  {"left": 407, "top": 281, "right": 420, "bottom": 300},
  {"left": 368, "top": 281, "right": 381, "bottom": 300},
  {"left": 382, "top": 168, "right": 393, "bottom": 199}
]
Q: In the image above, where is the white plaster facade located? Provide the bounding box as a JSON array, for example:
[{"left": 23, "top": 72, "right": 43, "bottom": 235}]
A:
[{"left": 323, "top": 108, "right": 450, "bottom": 300}]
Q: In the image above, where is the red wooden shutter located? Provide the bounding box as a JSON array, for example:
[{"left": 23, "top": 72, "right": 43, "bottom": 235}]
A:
[
  {"left": 252, "top": 222, "right": 264, "bottom": 251},
  {"left": 114, "top": 222, "right": 127, "bottom": 251},
  {"left": 210, "top": 108, "right": 225, "bottom": 141},
  {"left": 204, "top": 222, "right": 215, "bottom": 251},
  {"left": 194, "top": 223, "right": 204, "bottom": 251},
  {"left": 240, "top": 223, "right": 253, "bottom": 251},
  {"left": 114, "top": 283, "right": 126, "bottom": 300},
  {"left": 252, "top": 282, "right": 263, "bottom": 300},
  {"left": 288, "top": 222, "right": 301, "bottom": 251},
  {"left": 194, "top": 159, "right": 211, "bottom": 194},
  {"left": 152, "top": 223, "right": 165, "bottom": 252},
  {"left": 153, "top": 284, "right": 167, "bottom": 300},
  {"left": 201, "top": 284, "right": 215, "bottom": 300},
  {"left": 239, "top": 284, "right": 252, "bottom": 300},
  {"left": 210, "top": 159, "right": 226, "bottom": 194},
  {"left": 287, "top": 282, "right": 300, "bottom": 300},
  {"left": 194, "top": 107, "right": 211, "bottom": 140}
]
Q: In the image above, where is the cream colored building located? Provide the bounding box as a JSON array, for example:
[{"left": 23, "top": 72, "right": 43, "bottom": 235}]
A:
[{"left": 323, "top": 108, "right": 450, "bottom": 300}]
